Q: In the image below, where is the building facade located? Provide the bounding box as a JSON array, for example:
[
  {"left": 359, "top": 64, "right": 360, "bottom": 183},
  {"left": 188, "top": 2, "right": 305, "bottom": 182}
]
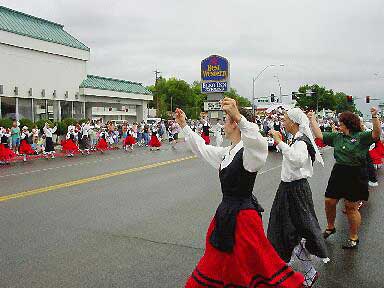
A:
[{"left": 0, "top": 6, "right": 152, "bottom": 123}]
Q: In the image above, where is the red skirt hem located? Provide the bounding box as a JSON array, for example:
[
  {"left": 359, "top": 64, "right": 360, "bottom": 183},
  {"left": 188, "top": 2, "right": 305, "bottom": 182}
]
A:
[
  {"left": 62, "top": 139, "right": 79, "bottom": 152},
  {"left": 124, "top": 136, "right": 136, "bottom": 146},
  {"left": 0, "top": 144, "right": 16, "bottom": 161},
  {"left": 149, "top": 135, "right": 161, "bottom": 147},
  {"left": 201, "top": 133, "right": 210, "bottom": 145},
  {"left": 19, "top": 141, "right": 35, "bottom": 155},
  {"left": 96, "top": 138, "right": 108, "bottom": 150},
  {"left": 185, "top": 210, "right": 304, "bottom": 288}
]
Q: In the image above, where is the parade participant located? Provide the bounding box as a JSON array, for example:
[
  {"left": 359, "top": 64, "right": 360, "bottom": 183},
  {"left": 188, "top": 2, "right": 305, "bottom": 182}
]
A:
[
  {"left": 10, "top": 120, "right": 21, "bottom": 154},
  {"left": 148, "top": 124, "right": 161, "bottom": 151},
  {"left": 176, "top": 98, "right": 304, "bottom": 288},
  {"left": 213, "top": 119, "right": 223, "bottom": 147},
  {"left": 79, "top": 122, "right": 91, "bottom": 155},
  {"left": 308, "top": 108, "right": 381, "bottom": 249},
  {"left": 0, "top": 127, "right": 15, "bottom": 164},
  {"left": 96, "top": 128, "right": 109, "bottom": 153},
  {"left": 62, "top": 125, "right": 78, "bottom": 157},
  {"left": 43, "top": 123, "right": 57, "bottom": 159},
  {"left": 31, "top": 125, "right": 39, "bottom": 145},
  {"left": 123, "top": 128, "right": 136, "bottom": 152},
  {"left": 88, "top": 122, "right": 97, "bottom": 151},
  {"left": 19, "top": 126, "right": 35, "bottom": 161},
  {"left": 268, "top": 108, "right": 328, "bottom": 287},
  {"left": 200, "top": 118, "right": 210, "bottom": 144}
]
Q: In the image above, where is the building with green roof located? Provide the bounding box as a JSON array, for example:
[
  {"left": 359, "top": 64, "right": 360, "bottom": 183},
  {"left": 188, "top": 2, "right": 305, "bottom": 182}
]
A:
[{"left": 0, "top": 6, "right": 152, "bottom": 123}]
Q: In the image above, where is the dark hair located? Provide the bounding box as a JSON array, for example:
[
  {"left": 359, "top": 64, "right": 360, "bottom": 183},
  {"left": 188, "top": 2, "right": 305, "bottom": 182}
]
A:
[
  {"left": 239, "top": 107, "right": 254, "bottom": 123},
  {"left": 339, "top": 111, "right": 361, "bottom": 133}
]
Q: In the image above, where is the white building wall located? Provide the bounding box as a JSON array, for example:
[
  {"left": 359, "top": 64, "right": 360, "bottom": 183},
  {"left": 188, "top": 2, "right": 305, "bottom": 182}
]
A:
[{"left": 0, "top": 43, "right": 87, "bottom": 102}]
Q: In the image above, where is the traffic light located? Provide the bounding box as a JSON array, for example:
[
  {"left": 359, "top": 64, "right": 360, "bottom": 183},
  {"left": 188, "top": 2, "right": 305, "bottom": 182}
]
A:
[
  {"left": 271, "top": 93, "right": 275, "bottom": 102},
  {"left": 346, "top": 95, "right": 353, "bottom": 103},
  {"left": 292, "top": 92, "right": 297, "bottom": 100},
  {"left": 366, "top": 96, "right": 370, "bottom": 103}
]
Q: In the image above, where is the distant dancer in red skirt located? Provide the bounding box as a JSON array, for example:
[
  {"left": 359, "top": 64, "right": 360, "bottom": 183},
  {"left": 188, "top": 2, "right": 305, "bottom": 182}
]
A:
[
  {"left": 96, "top": 129, "right": 109, "bottom": 153},
  {"left": 201, "top": 120, "right": 210, "bottom": 145},
  {"left": 149, "top": 126, "right": 161, "bottom": 151},
  {"left": 175, "top": 98, "right": 304, "bottom": 288},
  {"left": 19, "top": 126, "right": 35, "bottom": 161},
  {"left": 123, "top": 129, "right": 136, "bottom": 152},
  {"left": 62, "top": 126, "right": 78, "bottom": 157},
  {"left": 0, "top": 127, "right": 15, "bottom": 164}
]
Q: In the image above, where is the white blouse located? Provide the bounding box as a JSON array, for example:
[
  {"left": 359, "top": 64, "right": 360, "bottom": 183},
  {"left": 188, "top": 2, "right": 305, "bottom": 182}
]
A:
[
  {"left": 43, "top": 126, "right": 57, "bottom": 137},
  {"left": 182, "top": 115, "right": 268, "bottom": 172},
  {"left": 277, "top": 131, "right": 313, "bottom": 182}
]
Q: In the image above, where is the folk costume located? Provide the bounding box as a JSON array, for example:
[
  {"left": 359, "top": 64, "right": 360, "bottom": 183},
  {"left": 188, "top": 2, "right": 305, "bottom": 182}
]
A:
[
  {"left": 0, "top": 128, "right": 15, "bottom": 163},
  {"left": 201, "top": 120, "right": 210, "bottom": 145},
  {"left": 96, "top": 130, "right": 109, "bottom": 152},
  {"left": 43, "top": 124, "right": 57, "bottom": 158},
  {"left": 19, "top": 127, "right": 34, "bottom": 161},
  {"left": 148, "top": 126, "right": 161, "bottom": 149},
  {"left": 183, "top": 115, "right": 304, "bottom": 288},
  {"left": 267, "top": 108, "right": 329, "bottom": 287},
  {"left": 62, "top": 126, "right": 78, "bottom": 156}
]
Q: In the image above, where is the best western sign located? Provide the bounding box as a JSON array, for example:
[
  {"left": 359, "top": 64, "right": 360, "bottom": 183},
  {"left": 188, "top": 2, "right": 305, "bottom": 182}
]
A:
[{"left": 201, "top": 55, "right": 229, "bottom": 93}]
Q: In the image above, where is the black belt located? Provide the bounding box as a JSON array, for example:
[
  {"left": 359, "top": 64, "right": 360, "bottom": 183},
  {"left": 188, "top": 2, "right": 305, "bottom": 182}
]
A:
[{"left": 210, "top": 195, "right": 264, "bottom": 252}]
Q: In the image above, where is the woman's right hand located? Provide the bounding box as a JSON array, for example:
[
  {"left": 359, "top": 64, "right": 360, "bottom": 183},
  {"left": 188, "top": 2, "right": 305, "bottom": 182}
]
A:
[{"left": 175, "top": 108, "right": 187, "bottom": 128}]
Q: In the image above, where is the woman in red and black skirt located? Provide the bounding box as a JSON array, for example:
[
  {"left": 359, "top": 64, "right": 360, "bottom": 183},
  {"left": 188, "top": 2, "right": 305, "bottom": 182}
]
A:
[
  {"left": 19, "top": 126, "right": 35, "bottom": 161},
  {"left": 201, "top": 120, "right": 211, "bottom": 145},
  {"left": 123, "top": 129, "right": 136, "bottom": 152},
  {"left": 96, "top": 129, "right": 109, "bottom": 153},
  {"left": 0, "top": 127, "right": 15, "bottom": 164},
  {"left": 175, "top": 98, "right": 304, "bottom": 288},
  {"left": 148, "top": 125, "right": 161, "bottom": 151}
]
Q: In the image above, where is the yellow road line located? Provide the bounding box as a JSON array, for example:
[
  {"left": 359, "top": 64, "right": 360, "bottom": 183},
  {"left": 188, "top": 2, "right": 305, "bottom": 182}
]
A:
[{"left": 0, "top": 155, "right": 196, "bottom": 203}]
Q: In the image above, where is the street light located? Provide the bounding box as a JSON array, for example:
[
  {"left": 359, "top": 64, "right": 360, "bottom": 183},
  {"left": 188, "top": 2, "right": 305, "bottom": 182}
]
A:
[
  {"left": 273, "top": 75, "right": 282, "bottom": 103},
  {"left": 252, "top": 64, "right": 284, "bottom": 115}
]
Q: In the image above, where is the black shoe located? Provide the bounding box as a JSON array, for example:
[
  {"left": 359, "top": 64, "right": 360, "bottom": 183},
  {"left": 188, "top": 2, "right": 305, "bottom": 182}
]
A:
[
  {"left": 342, "top": 238, "right": 359, "bottom": 249},
  {"left": 323, "top": 228, "right": 336, "bottom": 239}
]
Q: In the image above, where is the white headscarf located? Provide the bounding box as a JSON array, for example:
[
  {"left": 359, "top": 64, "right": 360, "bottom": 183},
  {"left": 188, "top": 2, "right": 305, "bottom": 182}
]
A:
[{"left": 287, "top": 108, "right": 324, "bottom": 166}]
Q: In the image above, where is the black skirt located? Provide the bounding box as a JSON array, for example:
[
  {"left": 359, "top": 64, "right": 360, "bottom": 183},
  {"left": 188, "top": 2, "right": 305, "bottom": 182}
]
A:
[
  {"left": 267, "top": 179, "right": 328, "bottom": 263},
  {"left": 45, "top": 137, "right": 55, "bottom": 152},
  {"left": 79, "top": 135, "right": 90, "bottom": 150},
  {"left": 325, "top": 164, "right": 369, "bottom": 202}
]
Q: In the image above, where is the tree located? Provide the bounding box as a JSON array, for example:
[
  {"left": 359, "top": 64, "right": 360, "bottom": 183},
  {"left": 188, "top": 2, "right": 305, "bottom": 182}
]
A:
[
  {"left": 334, "top": 92, "right": 358, "bottom": 113},
  {"left": 224, "top": 88, "right": 251, "bottom": 107},
  {"left": 295, "top": 84, "right": 359, "bottom": 114}
]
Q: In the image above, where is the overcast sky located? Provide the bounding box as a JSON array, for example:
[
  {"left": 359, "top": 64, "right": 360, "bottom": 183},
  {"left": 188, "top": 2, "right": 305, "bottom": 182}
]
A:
[{"left": 2, "top": 0, "right": 384, "bottom": 115}]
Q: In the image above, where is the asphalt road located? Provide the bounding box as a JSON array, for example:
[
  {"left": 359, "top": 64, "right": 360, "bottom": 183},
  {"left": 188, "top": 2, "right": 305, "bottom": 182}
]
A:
[{"left": 0, "top": 141, "right": 383, "bottom": 288}]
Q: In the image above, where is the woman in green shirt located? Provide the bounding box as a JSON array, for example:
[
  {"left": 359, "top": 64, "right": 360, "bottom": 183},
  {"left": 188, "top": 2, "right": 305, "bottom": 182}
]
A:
[{"left": 308, "top": 108, "right": 381, "bottom": 249}]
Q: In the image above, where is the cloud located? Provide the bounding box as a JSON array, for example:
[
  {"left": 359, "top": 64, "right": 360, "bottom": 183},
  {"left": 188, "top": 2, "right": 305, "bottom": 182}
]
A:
[{"left": 2, "top": 0, "right": 383, "bottom": 115}]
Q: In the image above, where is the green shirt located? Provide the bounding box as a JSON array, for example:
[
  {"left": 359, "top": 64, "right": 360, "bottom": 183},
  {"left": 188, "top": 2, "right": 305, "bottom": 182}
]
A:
[
  {"left": 323, "top": 131, "right": 374, "bottom": 166},
  {"left": 11, "top": 127, "right": 20, "bottom": 140}
]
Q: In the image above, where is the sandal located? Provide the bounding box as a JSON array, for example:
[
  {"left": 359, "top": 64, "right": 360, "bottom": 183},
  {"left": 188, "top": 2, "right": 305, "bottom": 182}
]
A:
[
  {"left": 303, "top": 271, "right": 320, "bottom": 287},
  {"left": 323, "top": 228, "right": 336, "bottom": 239},
  {"left": 342, "top": 238, "right": 359, "bottom": 249}
]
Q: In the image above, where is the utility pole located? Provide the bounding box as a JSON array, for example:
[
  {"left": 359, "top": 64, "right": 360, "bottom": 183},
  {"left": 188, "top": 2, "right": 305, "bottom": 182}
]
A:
[{"left": 154, "top": 70, "right": 161, "bottom": 117}]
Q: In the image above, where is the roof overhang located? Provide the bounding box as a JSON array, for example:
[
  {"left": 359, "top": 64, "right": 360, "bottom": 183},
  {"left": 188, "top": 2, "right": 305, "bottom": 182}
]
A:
[
  {"left": 80, "top": 87, "right": 153, "bottom": 101},
  {"left": 0, "top": 29, "right": 90, "bottom": 61}
]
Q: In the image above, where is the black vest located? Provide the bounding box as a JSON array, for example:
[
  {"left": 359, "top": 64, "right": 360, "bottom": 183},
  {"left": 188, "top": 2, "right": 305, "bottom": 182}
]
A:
[
  {"left": 293, "top": 135, "right": 316, "bottom": 164},
  {"left": 210, "top": 147, "right": 263, "bottom": 252}
]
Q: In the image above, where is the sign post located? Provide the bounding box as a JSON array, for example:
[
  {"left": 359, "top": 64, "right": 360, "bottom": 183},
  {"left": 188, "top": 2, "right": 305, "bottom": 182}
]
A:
[{"left": 201, "top": 55, "right": 229, "bottom": 120}]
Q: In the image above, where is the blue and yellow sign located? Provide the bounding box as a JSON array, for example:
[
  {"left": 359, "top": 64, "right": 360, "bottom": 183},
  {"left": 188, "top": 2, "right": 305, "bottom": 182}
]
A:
[{"left": 201, "top": 55, "right": 229, "bottom": 93}]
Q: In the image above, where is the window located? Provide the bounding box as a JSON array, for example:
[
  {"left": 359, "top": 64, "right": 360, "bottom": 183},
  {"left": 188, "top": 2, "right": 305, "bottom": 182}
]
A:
[
  {"left": 1, "top": 97, "right": 16, "bottom": 119},
  {"left": 34, "top": 99, "right": 47, "bottom": 121},
  {"left": 18, "top": 98, "right": 32, "bottom": 120},
  {"left": 61, "top": 101, "right": 72, "bottom": 119}
]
